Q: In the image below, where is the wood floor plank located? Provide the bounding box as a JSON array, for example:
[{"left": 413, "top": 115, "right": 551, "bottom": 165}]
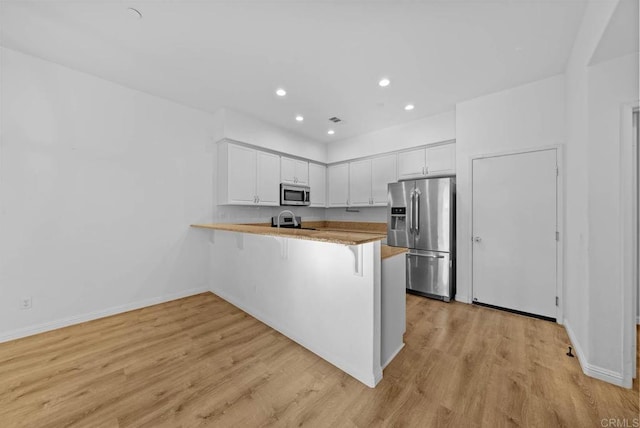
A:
[{"left": 0, "top": 292, "right": 637, "bottom": 427}]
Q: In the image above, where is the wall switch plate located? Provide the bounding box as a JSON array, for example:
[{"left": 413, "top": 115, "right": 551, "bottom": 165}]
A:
[{"left": 20, "top": 297, "right": 32, "bottom": 310}]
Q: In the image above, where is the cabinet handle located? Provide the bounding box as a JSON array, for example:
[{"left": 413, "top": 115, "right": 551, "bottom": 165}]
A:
[{"left": 425, "top": 166, "right": 429, "bottom": 175}]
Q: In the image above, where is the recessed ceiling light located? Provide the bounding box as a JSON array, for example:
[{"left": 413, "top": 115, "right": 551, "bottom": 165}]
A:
[
  {"left": 295, "top": 115, "right": 304, "bottom": 122},
  {"left": 378, "top": 78, "right": 390, "bottom": 87},
  {"left": 275, "top": 88, "right": 287, "bottom": 97},
  {"left": 127, "top": 7, "right": 142, "bottom": 19},
  {"left": 404, "top": 104, "right": 415, "bottom": 111},
  {"left": 327, "top": 129, "right": 335, "bottom": 135}
]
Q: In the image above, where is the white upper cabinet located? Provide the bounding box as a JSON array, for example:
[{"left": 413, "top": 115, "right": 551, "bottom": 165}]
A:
[
  {"left": 425, "top": 143, "right": 455, "bottom": 176},
  {"left": 281, "top": 157, "right": 309, "bottom": 185},
  {"left": 371, "top": 154, "right": 397, "bottom": 205},
  {"left": 328, "top": 163, "right": 349, "bottom": 207},
  {"left": 398, "top": 147, "right": 427, "bottom": 180},
  {"left": 218, "top": 141, "right": 280, "bottom": 206},
  {"left": 256, "top": 151, "right": 281, "bottom": 205},
  {"left": 349, "top": 154, "right": 397, "bottom": 207},
  {"left": 224, "top": 143, "right": 257, "bottom": 205},
  {"left": 398, "top": 142, "right": 455, "bottom": 179},
  {"left": 308, "top": 162, "right": 327, "bottom": 207},
  {"left": 348, "top": 159, "right": 372, "bottom": 206},
  {"left": 219, "top": 139, "right": 453, "bottom": 208}
]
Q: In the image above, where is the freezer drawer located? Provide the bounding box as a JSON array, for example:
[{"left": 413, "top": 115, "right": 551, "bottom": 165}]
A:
[{"left": 406, "top": 250, "right": 453, "bottom": 302}]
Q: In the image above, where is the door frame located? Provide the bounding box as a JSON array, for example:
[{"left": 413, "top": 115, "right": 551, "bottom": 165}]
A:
[
  {"left": 469, "top": 145, "right": 564, "bottom": 323},
  {"left": 620, "top": 102, "right": 638, "bottom": 386}
]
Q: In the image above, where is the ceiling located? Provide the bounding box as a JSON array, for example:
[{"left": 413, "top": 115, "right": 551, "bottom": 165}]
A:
[
  {"left": 0, "top": 0, "right": 588, "bottom": 143},
  {"left": 590, "top": 0, "right": 639, "bottom": 66}
]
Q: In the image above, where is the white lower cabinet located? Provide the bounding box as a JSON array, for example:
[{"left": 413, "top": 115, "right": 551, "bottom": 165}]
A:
[
  {"left": 328, "top": 163, "right": 349, "bottom": 207},
  {"left": 218, "top": 141, "right": 280, "bottom": 206},
  {"left": 308, "top": 162, "right": 327, "bottom": 207}
]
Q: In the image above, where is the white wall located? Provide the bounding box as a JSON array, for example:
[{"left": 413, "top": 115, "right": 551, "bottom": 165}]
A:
[
  {"left": 455, "top": 75, "right": 565, "bottom": 303},
  {"left": 0, "top": 47, "right": 214, "bottom": 341},
  {"left": 587, "top": 52, "right": 638, "bottom": 377},
  {"left": 219, "top": 108, "right": 327, "bottom": 163},
  {"left": 326, "top": 111, "right": 455, "bottom": 164},
  {"left": 562, "top": 0, "right": 632, "bottom": 387},
  {"left": 562, "top": 0, "right": 619, "bottom": 379}
]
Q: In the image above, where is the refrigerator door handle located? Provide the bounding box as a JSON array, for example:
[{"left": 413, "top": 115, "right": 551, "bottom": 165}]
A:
[
  {"left": 407, "top": 253, "right": 445, "bottom": 259},
  {"left": 415, "top": 192, "right": 420, "bottom": 232},
  {"left": 409, "top": 190, "right": 415, "bottom": 233}
]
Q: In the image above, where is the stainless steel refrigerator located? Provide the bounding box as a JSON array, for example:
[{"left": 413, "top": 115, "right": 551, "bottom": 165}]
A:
[{"left": 387, "top": 177, "right": 455, "bottom": 301}]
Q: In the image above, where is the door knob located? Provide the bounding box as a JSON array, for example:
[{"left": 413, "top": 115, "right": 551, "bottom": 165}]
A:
[{"left": 473, "top": 236, "right": 482, "bottom": 243}]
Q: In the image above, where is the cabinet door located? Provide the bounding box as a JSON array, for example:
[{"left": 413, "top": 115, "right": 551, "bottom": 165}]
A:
[
  {"left": 308, "top": 163, "right": 326, "bottom": 207},
  {"left": 398, "top": 148, "right": 426, "bottom": 180},
  {"left": 425, "top": 143, "right": 456, "bottom": 176},
  {"left": 349, "top": 159, "right": 372, "bottom": 206},
  {"left": 295, "top": 160, "right": 309, "bottom": 185},
  {"left": 256, "top": 151, "right": 281, "bottom": 206},
  {"left": 280, "top": 157, "right": 296, "bottom": 184},
  {"left": 371, "top": 154, "right": 397, "bottom": 206},
  {"left": 227, "top": 144, "right": 257, "bottom": 204},
  {"left": 328, "top": 163, "right": 349, "bottom": 207}
]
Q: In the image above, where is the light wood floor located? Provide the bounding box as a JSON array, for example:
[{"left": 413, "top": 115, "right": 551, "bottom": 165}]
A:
[{"left": 0, "top": 293, "right": 637, "bottom": 427}]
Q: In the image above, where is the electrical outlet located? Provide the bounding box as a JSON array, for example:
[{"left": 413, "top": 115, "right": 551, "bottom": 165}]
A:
[{"left": 20, "top": 297, "right": 32, "bottom": 310}]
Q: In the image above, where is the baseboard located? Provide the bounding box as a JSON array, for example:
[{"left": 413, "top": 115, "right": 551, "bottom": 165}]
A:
[
  {"left": 564, "top": 320, "right": 629, "bottom": 388},
  {"left": 382, "top": 343, "right": 405, "bottom": 369},
  {"left": 211, "top": 287, "right": 382, "bottom": 388},
  {"left": 0, "top": 286, "right": 210, "bottom": 344},
  {"left": 455, "top": 294, "right": 471, "bottom": 304}
]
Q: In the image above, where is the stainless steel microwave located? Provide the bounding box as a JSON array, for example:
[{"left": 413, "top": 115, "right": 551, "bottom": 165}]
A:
[{"left": 280, "top": 183, "right": 310, "bottom": 206}]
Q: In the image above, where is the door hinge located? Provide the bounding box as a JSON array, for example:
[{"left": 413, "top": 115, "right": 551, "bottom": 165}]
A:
[
  {"left": 555, "top": 231, "right": 559, "bottom": 241},
  {"left": 555, "top": 296, "right": 559, "bottom": 306},
  {"left": 556, "top": 166, "right": 559, "bottom": 177}
]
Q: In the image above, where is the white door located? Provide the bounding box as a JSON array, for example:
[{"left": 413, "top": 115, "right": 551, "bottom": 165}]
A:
[
  {"left": 256, "top": 151, "right": 280, "bottom": 206},
  {"left": 349, "top": 159, "right": 372, "bottom": 206},
  {"left": 472, "top": 149, "right": 557, "bottom": 319},
  {"left": 371, "top": 154, "right": 397, "bottom": 205}
]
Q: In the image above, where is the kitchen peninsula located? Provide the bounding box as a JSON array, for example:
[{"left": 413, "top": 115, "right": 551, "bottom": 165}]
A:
[{"left": 191, "top": 222, "right": 405, "bottom": 387}]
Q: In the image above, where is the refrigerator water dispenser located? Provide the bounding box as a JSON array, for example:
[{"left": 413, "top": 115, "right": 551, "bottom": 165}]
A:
[{"left": 389, "top": 207, "right": 407, "bottom": 230}]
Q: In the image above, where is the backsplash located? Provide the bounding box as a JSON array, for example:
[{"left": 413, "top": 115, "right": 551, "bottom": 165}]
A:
[
  {"left": 214, "top": 205, "right": 326, "bottom": 224},
  {"left": 212, "top": 205, "right": 386, "bottom": 225},
  {"left": 325, "top": 207, "right": 387, "bottom": 223}
]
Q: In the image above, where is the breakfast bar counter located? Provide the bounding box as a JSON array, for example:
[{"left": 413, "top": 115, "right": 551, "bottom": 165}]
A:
[
  {"left": 190, "top": 223, "right": 386, "bottom": 245},
  {"left": 192, "top": 222, "right": 404, "bottom": 388}
]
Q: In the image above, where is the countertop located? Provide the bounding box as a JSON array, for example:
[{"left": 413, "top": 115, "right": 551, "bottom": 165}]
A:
[
  {"left": 190, "top": 223, "right": 386, "bottom": 245},
  {"left": 381, "top": 245, "right": 407, "bottom": 260}
]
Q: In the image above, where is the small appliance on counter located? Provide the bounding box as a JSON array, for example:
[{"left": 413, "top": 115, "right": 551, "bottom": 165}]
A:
[
  {"left": 280, "top": 183, "right": 310, "bottom": 206},
  {"left": 387, "top": 177, "right": 456, "bottom": 302},
  {"left": 271, "top": 215, "right": 302, "bottom": 228},
  {"left": 270, "top": 215, "right": 317, "bottom": 230}
]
